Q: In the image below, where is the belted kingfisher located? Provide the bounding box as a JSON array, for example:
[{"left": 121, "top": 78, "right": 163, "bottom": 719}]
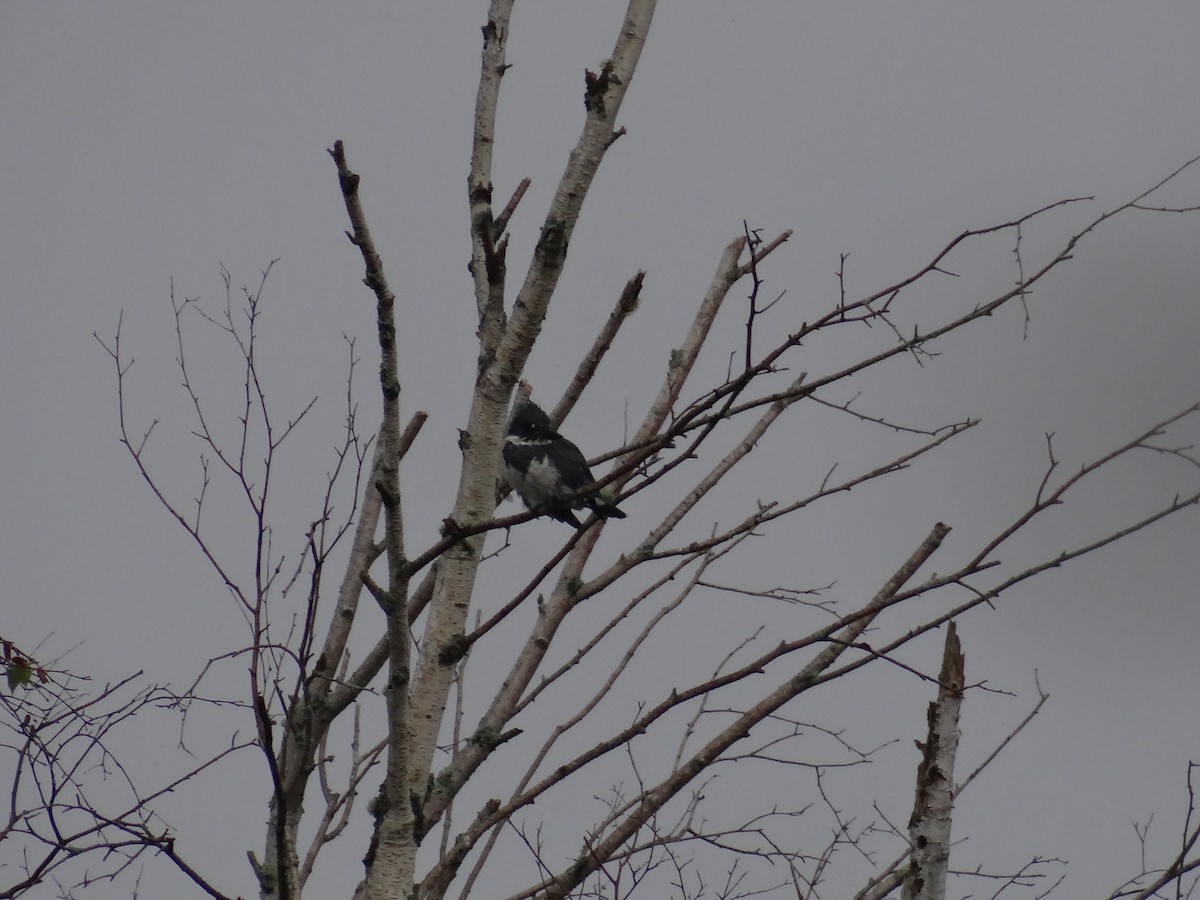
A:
[{"left": 503, "top": 381, "right": 627, "bottom": 528}]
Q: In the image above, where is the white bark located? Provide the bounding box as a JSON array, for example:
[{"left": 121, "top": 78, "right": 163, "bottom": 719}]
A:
[
  {"left": 405, "top": 3, "right": 660, "bottom": 896},
  {"left": 903, "top": 622, "right": 965, "bottom": 900}
]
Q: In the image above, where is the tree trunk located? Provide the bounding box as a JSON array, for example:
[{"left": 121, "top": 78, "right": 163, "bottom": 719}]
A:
[{"left": 903, "top": 622, "right": 965, "bottom": 900}]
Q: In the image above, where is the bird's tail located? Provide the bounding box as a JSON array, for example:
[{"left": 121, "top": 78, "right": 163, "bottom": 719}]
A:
[{"left": 588, "top": 497, "right": 626, "bottom": 519}]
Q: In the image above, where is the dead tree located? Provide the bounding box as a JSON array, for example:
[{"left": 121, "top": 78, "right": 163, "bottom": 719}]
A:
[{"left": 33, "top": 3, "right": 1200, "bottom": 899}]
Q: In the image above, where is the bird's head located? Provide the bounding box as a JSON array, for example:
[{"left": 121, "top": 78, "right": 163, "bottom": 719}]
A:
[{"left": 508, "top": 380, "right": 553, "bottom": 439}]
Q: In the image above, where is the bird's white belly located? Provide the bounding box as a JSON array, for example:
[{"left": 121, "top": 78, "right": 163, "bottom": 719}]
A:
[{"left": 507, "top": 456, "right": 567, "bottom": 508}]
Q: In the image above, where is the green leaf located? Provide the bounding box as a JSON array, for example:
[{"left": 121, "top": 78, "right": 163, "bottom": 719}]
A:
[{"left": 6, "top": 658, "right": 33, "bottom": 691}]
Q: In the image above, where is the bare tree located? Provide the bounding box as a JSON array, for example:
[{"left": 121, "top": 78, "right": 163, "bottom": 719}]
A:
[
  {"left": 7, "top": 3, "right": 1200, "bottom": 899},
  {"left": 0, "top": 636, "right": 245, "bottom": 898},
  {"left": 1099, "top": 762, "right": 1200, "bottom": 900}
]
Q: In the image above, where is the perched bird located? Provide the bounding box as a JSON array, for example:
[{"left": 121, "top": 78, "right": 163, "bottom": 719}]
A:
[{"left": 503, "top": 381, "right": 627, "bottom": 528}]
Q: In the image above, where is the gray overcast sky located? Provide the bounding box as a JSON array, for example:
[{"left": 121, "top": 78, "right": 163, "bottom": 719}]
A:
[{"left": 4, "top": 3, "right": 1200, "bottom": 897}]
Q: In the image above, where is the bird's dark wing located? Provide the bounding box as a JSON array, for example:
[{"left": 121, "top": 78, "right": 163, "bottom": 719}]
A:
[
  {"left": 551, "top": 436, "right": 626, "bottom": 519},
  {"left": 544, "top": 435, "right": 596, "bottom": 491}
]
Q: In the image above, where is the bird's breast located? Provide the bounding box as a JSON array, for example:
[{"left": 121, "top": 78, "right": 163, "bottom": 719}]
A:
[{"left": 503, "top": 441, "right": 564, "bottom": 506}]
